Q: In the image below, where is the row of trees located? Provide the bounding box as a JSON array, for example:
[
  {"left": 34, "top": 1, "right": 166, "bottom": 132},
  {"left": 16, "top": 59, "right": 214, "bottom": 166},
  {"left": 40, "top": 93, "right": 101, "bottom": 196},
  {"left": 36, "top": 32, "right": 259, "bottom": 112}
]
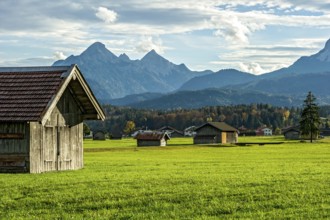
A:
[{"left": 86, "top": 93, "right": 329, "bottom": 138}]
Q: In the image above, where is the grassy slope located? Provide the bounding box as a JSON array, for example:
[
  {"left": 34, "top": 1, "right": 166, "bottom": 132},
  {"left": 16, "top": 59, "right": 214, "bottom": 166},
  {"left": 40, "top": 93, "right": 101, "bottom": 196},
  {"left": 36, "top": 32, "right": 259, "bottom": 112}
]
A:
[{"left": 0, "top": 137, "right": 329, "bottom": 219}]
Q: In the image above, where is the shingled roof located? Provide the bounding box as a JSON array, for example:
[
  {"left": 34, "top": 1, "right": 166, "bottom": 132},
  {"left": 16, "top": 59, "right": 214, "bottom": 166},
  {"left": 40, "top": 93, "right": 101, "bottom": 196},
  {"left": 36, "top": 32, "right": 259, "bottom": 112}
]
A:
[
  {"left": 157, "top": 126, "right": 184, "bottom": 135},
  {"left": 196, "top": 122, "right": 238, "bottom": 132},
  {"left": 135, "top": 132, "right": 170, "bottom": 141},
  {"left": 0, "top": 65, "right": 105, "bottom": 123}
]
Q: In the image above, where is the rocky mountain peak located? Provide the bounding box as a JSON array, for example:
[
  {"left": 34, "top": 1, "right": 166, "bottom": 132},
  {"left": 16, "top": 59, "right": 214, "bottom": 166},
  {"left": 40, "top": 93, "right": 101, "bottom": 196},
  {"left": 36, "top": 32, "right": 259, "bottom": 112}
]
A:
[
  {"left": 315, "top": 38, "right": 330, "bottom": 62},
  {"left": 325, "top": 38, "right": 330, "bottom": 49},
  {"left": 81, "top": 42, "right": 117, "bottom": 60},
  {"left": 53, "top": 42, "right": 204, "bottom": 99},
  {"left": 119, "top": 53, "right": 130, "bottom": 62},
  {"left": 141, "top": 49, "right": 168, "bottom": 64}
]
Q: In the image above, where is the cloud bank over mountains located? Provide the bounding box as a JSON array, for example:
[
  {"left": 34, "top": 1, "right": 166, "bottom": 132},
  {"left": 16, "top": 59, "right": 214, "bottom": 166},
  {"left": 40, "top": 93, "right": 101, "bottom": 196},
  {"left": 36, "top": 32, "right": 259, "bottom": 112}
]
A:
[{"left": 0, "top": 0, "right": 330, "bottom": 74}]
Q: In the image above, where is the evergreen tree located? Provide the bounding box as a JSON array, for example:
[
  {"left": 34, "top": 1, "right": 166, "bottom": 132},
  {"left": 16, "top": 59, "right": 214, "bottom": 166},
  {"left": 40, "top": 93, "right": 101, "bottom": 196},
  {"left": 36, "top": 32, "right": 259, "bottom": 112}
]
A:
[
  {"left": 83, "top": 123, "right": 91, "bottom": 135},
  {"left": 300, "top": 91, "right": 321, "bottom": 142}
]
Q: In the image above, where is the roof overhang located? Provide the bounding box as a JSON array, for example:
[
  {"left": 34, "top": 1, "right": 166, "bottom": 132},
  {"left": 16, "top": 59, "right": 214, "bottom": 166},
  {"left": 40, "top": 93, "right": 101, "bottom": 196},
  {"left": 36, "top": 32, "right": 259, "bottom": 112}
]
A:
[{"left": 41, "top": 64, "right": 105, "bottom": 125}]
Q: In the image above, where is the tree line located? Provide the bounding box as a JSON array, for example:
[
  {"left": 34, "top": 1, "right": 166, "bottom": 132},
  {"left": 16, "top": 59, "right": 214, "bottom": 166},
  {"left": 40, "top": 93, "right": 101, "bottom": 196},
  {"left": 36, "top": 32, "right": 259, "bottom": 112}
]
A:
[{"left": 85, "top": 103, "right": 330, "bottom": 135}]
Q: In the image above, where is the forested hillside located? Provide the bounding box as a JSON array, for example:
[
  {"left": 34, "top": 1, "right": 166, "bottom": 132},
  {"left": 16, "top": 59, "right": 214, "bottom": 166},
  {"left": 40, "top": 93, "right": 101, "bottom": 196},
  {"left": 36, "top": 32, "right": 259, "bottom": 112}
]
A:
[
  {"left": 124, "top": 89, "right": 301, "bottom": 109},
  {"left": 86, "top": 104, "right": 330, "bottom": 135}
]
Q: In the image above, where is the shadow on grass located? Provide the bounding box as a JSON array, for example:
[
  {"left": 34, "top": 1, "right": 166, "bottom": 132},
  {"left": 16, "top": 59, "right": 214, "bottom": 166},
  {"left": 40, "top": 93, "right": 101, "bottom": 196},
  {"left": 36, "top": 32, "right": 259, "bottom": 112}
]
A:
[{"left": 84, "top": 147, "right": 136, "bottom": 152}]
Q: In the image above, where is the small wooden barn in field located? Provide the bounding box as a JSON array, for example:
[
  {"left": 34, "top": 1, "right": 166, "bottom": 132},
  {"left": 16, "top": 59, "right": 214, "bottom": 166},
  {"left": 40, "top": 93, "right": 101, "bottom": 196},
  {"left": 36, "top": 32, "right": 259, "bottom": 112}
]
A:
[
  {"left": 282, "top": 125, "right": 319, "bottom": 140},
  {"left": 320, "top": 128, "right": 330, "bottom": 137},
  {"left": 282, "top": 126, "right": 300, "bottom": 140},
  {"left": 194, "top": 122, "right": 238, "bottom": 144},
  {"left": 93, "top": 131, "right": 106, "bottom": 140},
  {"left": 109, "top": 133, "right": 123, "bottom": 140},
  {"left": 0, "top": 65, "right": 105, "bottom": 173},
  {"left": 135, "top": 132, "right": 170, "bottom": 147}
]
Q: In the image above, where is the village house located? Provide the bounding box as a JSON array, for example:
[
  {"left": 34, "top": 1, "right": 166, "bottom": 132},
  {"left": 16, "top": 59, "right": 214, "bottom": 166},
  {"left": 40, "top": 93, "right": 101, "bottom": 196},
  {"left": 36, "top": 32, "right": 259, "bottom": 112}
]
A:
[
  {"left": 157, "top": 126, "right": 184, "bottom": 137},
  {"left": 184, "top": 126, "right": 197, "bottom": 137},
  {"left": 256, "top": 127, "right": 273, "bottom": 136},
  {"left": 0, "top": 65, "right": 105, "bottom": 173},
  {"left": 135, "top": 132, "right": 170, "bottom": 147},
  {"left": 263, "top": 127, "right": 272, "bottom": 136},
  {"left": 194, "top": 122, "right": 238, "bottom": 144}
]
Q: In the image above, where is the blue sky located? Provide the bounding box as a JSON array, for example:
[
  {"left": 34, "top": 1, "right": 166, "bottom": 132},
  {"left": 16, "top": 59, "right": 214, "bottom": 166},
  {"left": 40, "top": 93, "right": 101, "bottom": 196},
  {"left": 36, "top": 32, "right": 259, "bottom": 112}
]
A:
[{"left": 0, "top": 0, "right": 330, "bottom": 74}]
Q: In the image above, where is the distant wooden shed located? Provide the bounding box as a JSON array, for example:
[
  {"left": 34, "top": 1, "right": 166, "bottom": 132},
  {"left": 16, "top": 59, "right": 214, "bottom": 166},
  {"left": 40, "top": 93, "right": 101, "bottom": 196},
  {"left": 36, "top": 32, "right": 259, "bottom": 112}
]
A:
[
  {"left": 157, "top": 126, "right": 184, "bottom": 137},
  {"left": 93, "top": 131, "right": 106, "bottom": 140},
  {"left": 320, "top": 128, "right": 330, "bottom": 136},
  {"left": 109, "top": 133, "right": 123, "bottom": 140},
  {"left": 282, "top": 125, "right": 320, "bottom": 140},
  {"left": 0, "top": 65, "right": 105, "bottom": 173},
  {"left": 194, "top": 122, "right": 238, "bottom": 144},
  {"left": 135, "top": 132, "right": 170, "bottom": 147},
  {"left": 282, "top": 126, "right": 300, "bottom": 140}
]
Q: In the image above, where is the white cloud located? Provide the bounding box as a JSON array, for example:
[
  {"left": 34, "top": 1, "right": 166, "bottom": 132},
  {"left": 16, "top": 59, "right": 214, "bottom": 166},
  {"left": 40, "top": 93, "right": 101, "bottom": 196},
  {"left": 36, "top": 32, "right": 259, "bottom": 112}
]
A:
[
  {"left": 69, "top": 3, "right": 83, "bottom": 10},
  {"left": 0, "top": 0, "right": 330, "bottom": 71},
  {"left": 135, "top": 36, "right": 165, "bottom": 54},
  {"left": 211, "top": 13, "right": 260, "bottom": 45},
  {"left": 238, "top": 62, "right": 289, "bottom": 75},
  {"left": 0, "top": 57, "right": 54, "bottom": 67},
  {"left": 209, "top": 39, "right": 320, "bottom": 74},
  {"left": 239, "top": 62, "right": 265, "bottom": 74},
  {"left": 53, "top": 51, "right": 66, "bottom": 60},
  {"left": 96, "top": 7, "right": 117, "bottom": 24}
]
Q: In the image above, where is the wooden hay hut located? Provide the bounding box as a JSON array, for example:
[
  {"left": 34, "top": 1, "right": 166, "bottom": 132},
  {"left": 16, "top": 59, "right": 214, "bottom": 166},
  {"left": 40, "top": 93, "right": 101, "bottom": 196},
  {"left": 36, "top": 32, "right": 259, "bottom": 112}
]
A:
[
  {"left": 93, "top": 131, "right": 106, "bottom": 140},
  {"left": 320, "top": 128, "right": 330, "bottom": 137},
  {"left": 194, "top": 122, "right": 238, "bottom": 144},
  {"left": 282, "top": 125, "right": 319, "bottom": 140},
  {"left": 109, "top": 133, "right": 123, "bottom": 140},
  {"left": 282, "top": 126, "right": 300, "bottom": 140},
  {"left": 0, "top": 65, "right": 105, "bottom": 173},
  {"left": 135, "top": 132, "right": 170, "bottom": 147}
]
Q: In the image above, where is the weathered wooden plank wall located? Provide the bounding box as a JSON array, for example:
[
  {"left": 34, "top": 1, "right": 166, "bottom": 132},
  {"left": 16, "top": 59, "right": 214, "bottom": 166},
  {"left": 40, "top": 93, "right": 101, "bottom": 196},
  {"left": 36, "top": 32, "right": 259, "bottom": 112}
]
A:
[
  {"left": 194, "top": 125, "right": 222, "bottom": 144},
  {"left": 0, "top": 122, "right": 29, "bottom": 154},
  {"left": 193, "top": 136, "right": 215, "bottom": 144},
  {"left": 196, "top": 126, "right": 218, "bottom": 136},
  {"left": 137, "top": 140, "right": 161, "bottom": 147},
  {"left": 195, "top": 125, "right": 238, "bottom": 144},
  {"left": 29, "top": 122, "right": 43, "bottom": 173},
  {"left": 0, "top": 122, "right": 30, "bottom": 172},
  {"left": 226, "top": 132, "right": 238, "bottom": 143},
  {"left": 29, "top": 89, "right": 84, "bottom": 173}
]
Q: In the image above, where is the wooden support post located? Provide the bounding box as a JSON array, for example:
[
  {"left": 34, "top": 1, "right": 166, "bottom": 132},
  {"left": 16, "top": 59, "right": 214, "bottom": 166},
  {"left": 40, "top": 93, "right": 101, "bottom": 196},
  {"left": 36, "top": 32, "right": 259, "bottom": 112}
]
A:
[{"left": 56, "top": 114, "right": 60, "bottom": 171}]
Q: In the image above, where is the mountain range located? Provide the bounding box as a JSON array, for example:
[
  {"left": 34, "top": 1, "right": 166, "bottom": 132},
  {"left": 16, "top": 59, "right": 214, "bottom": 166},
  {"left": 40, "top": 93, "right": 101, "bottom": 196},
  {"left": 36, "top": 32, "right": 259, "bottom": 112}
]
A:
[
  {"left": 53, "top": 38, "right": 330, "bottom": 109},
  {"left": 54, "top": 42, "right": 210, "bottom": 99}
]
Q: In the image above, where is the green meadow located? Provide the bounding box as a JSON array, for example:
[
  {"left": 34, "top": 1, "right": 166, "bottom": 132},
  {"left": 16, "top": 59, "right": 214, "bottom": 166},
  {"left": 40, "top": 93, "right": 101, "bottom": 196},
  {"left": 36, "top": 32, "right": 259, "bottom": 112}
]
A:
[{"left": 0, "top": 137, "right": 329, "bottom": 219}]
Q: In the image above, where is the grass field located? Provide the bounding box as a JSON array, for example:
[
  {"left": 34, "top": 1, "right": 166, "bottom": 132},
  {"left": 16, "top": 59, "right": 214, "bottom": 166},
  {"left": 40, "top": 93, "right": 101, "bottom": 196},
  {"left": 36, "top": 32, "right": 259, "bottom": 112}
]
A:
[{"left": 0, "top": 136, "right": 329, "bottom": 219}]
